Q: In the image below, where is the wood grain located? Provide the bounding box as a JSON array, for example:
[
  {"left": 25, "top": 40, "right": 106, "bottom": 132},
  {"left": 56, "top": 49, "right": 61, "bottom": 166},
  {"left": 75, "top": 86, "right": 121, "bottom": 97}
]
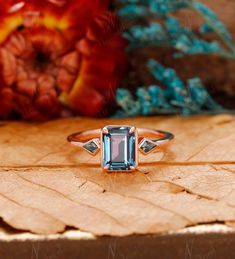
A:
[{"left": 0, "top": 114, "right": 234, "bottom": 235}]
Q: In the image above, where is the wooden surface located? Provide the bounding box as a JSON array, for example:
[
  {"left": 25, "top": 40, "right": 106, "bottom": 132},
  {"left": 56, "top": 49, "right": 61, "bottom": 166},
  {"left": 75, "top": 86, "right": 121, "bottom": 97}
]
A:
[
  {"left": 1, "top": 224, "right": 235, "bottom": 259},
  {"left": 0, "top": 114, "right": 235, "bottom": 236}
]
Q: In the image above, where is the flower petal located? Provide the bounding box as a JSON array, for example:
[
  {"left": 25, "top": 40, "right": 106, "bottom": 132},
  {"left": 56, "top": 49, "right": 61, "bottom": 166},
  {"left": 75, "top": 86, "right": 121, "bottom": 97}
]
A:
[
  {"left": 87, "top": 12, "right": 120, "bottom": 42},
  {"left": 60, "top": 51, "right": 80, "bottom": 74},
  {"left": 0, "top": 87, "right": 14, "bottom": 117},
  {"left": 60, "top": 86, "right": 105, "bottom": 117},
  {"left": 57, "top": 68, "right": 76, "bottom": 92},
  {"left": 16, "top": 79, "right": 37, "bottom": 97},
  {"left": 0, "top": 48, "right": 17, "bottom": 85}
]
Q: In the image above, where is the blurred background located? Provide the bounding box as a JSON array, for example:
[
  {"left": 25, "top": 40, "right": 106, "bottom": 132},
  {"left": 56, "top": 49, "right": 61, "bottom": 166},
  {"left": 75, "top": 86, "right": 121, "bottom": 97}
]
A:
[
  {"left": 116, "top": 0, "right": 235, "bottom": 105},
  {"left": 0, "top": 0, "right": 234, "bottom": 121}
]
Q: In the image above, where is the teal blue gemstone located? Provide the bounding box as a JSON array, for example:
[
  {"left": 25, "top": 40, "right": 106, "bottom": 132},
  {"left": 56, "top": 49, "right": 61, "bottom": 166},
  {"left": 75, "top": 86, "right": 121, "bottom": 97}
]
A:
[
  {"left": 139, "top": 140, "right": 157, "bottom": 154},
  {"left": 102, "top": 126, "right": 137, "bottom": 171},
  {"left": 83, "top": 141, "right": 99, "bottom": 154}
]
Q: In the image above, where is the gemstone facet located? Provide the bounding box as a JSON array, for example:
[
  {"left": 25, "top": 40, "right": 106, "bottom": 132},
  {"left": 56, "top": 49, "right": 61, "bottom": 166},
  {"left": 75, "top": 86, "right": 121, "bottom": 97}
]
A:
[
  {"left": 102, "top": 126, "right": 137, "bottom": 171},
  {"left": 83, "top": 140, "right": 99, "bottom": 154},
  {"left": 139, "top": 139, "right": 157, "bottom": 154}
]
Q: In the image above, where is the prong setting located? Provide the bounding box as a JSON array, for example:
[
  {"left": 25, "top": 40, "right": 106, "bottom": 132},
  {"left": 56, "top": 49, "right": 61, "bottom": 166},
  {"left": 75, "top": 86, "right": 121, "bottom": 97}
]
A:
[
  {"left": 103, "top": 164, "right": 110, "bottom": 170},
  {"left": 129, "top": 126, "right": 136, "bottom": 134},
  {"left": 102, "top": 127, "right": 109, "bottom": 135}
]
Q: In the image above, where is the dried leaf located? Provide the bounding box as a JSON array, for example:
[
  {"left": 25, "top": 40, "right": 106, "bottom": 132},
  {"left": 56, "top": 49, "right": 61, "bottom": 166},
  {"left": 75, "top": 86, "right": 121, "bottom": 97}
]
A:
[{"left": 0, "top": 114, "right": 234, "bottom": 235}]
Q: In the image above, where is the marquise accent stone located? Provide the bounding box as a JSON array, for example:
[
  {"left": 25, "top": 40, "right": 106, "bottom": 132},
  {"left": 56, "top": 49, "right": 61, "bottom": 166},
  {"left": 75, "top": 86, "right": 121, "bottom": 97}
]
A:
[
  {"left": 83, "top": 140, "right": 99, "bottom": 154},
  {"left": 139, "top": 139, "right": 157, "bottom": 154}
]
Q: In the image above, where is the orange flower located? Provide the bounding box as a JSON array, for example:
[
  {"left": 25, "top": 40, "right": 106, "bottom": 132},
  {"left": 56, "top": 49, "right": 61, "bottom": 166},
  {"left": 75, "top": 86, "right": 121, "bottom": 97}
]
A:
[{"left": 0, "top": 0, "right": 127, "bottom": 120}]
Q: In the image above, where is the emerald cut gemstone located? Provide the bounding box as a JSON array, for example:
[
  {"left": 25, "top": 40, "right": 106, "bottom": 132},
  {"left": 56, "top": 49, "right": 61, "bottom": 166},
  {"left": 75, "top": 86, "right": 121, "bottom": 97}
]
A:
[{"left": 102, "top": 126, "right": 137, "bottom": 171}]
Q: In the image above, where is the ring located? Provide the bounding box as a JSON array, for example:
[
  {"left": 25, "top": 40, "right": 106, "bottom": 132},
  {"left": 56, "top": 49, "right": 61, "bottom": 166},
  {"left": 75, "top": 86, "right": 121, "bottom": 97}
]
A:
[{"left": 67, "top": 125, "right": 174, "bottom": 171}]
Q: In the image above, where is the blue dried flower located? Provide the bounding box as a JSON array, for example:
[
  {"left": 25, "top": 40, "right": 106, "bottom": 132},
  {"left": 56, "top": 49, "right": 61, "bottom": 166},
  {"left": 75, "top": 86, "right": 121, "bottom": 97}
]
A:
[
  {"left": 115, "top": 60, "right": 226, "bottom": 117},
  {"left": 116, "top": 0, "right": 235, "bottom": 117}
]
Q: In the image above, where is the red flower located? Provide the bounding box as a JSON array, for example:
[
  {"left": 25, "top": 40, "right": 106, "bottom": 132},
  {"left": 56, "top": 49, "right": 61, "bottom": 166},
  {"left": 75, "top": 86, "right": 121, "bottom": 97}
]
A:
[{"left": 0, "top": 0, "right": 127, "bottom": 120}]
